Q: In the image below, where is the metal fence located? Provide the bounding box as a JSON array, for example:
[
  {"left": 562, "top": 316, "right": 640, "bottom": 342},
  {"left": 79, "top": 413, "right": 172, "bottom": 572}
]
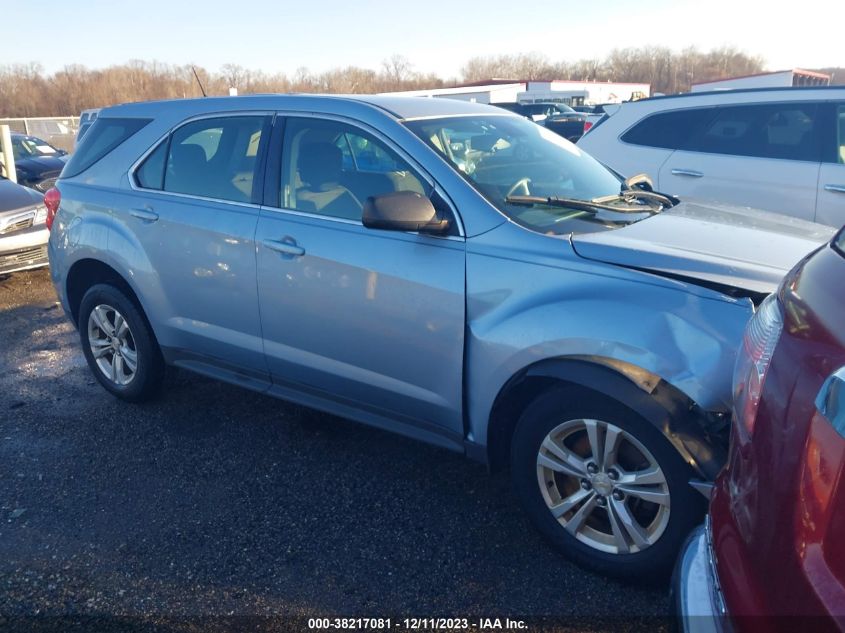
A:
[{"left": 0, "top": 117, "right": 80, "bottom": 153}]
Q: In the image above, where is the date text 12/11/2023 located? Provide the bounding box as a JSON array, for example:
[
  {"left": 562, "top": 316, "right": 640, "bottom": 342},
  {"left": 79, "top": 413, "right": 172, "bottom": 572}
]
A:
[{"left": 307, "top": 617, "right": 529, "bottom": 630}]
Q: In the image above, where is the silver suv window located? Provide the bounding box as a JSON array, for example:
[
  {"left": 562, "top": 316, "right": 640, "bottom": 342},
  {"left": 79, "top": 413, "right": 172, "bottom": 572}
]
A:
[
  {"left": 280, "top": 117, "right": 431, "bottom": 221},
  {"left": 135, "top": 115, "right": 270, "bottom": 204},
  {"left": 622, "top": 102, "right": 824, "bottom": 163}
]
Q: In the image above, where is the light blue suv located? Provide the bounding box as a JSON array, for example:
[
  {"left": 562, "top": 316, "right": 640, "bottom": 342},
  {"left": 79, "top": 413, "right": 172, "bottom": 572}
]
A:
[{"left": 46, "top": 95, "right": 833, "bottom": 578}]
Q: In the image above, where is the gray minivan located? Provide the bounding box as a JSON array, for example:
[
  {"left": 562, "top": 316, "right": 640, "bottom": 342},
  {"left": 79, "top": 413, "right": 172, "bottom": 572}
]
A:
[{"left": 46, "top": 95, "right": 833, "bottom": 578}]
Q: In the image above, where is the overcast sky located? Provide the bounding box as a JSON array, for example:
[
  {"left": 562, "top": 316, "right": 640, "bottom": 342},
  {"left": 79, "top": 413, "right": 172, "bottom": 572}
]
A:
[{"left": 4, "top": 0, "right": 841, "bottom": 77}]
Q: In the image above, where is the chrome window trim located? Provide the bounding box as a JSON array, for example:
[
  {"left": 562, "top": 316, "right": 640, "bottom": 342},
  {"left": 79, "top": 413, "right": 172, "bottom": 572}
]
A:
[
  {"left": 270, "top": 110, "right": 466, "bottom": 238},
  {"left": 128, "top": 110, "right": 275, "bottom": 210},
  {"left": 399, "top": 112, "right": 515, "bottom": 123}
]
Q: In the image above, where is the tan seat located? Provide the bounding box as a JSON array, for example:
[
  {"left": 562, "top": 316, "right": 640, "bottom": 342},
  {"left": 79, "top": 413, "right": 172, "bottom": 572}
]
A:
[{"left": 295, "top": 143, "right": 362, "bottom": 220}]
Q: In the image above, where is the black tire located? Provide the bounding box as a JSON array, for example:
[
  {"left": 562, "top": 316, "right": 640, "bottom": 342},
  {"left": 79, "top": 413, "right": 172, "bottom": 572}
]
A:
[
  {"left": 511, "top": 383, "right": 705, "bottom": 580},
  {"left": 78, "top": 283, "right": 165, "bottom": 402}
]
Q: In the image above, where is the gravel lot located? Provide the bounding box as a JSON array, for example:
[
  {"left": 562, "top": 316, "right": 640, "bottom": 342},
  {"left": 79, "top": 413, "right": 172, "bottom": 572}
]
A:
[{"left": 0, "top": 268, "right": 670, "bottom": 632}]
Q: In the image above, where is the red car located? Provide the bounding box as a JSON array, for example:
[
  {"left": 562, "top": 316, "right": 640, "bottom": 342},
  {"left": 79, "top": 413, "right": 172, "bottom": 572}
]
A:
[{"left": 674, "top": 227, "right": 845, "bottom": 632}]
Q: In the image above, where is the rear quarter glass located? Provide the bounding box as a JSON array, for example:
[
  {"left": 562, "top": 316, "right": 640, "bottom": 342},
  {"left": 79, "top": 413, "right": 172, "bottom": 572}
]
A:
[{"left": 62, "top": 117, "right": 151, "bottom": 178}]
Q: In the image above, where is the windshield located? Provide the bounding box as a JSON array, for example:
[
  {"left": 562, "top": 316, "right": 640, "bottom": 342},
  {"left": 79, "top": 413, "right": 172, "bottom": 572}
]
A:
[
  {"left": 12, "top": 136, "right": 60, "bottom": 160},
  {"left": 405, "top": 114, "right": 643, "bottom": 235}
]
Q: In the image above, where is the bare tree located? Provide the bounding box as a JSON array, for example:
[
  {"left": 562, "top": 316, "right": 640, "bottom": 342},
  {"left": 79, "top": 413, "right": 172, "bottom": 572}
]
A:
[{"left": 0, "top": 46, "right": 769, "bottom": 117}]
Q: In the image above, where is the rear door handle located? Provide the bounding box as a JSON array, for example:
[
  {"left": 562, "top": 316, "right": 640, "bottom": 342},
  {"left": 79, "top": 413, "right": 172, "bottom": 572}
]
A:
[
  {"left": 263, "top": 238, "right": 305, "bottom": 257},
  {"left": 824, "top": 184, "right": 845, "bottom": 194},
  {"left": 670, "top": 168, "right": 704, "bottom": 178},
  {"left": 129, "top": 208, "right": 159, "bottom": 222}
]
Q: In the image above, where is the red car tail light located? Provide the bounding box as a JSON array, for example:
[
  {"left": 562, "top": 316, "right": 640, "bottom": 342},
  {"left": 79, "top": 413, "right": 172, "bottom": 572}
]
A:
[
  {"left": 583, "top": 121, "right": 593, "bottom": 134},
  {"left": 732, "top": 294, "right": 783, "bottom": 441},
  {"left": 44, "top": 187, "right": 60, "bottom": 230}
]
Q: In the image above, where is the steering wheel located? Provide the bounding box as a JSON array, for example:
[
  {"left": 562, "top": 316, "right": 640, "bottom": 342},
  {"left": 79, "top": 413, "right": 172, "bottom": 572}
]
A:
[{"left": 506, "top": 177, "right": 532, "bottom": 197}]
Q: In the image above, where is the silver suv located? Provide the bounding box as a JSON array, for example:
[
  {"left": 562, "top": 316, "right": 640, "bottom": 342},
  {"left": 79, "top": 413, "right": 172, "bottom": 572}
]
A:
[{"left": 46, "top": 95, "right": 832, "bottom": 578}]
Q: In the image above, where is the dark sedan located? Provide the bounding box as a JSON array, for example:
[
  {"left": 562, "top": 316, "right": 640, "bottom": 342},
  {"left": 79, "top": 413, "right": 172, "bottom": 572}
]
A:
[
  {"left": 1, "top": 134, "right": 69, "bottom": 193},
  {"left": 541, "top": 108, "right": 589, "bottom": 142},
  {"left": 493, "top": 102, "right": 587, "bottom": 142}
]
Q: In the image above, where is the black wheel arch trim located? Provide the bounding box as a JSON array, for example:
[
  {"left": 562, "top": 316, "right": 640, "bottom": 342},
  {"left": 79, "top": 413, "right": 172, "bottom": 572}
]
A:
[{"left": 485, "top": 357, "right": 728, "bottom": 481}]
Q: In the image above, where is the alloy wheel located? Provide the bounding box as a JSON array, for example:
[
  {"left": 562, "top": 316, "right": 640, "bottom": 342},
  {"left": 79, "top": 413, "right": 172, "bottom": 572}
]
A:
[
  {"left": 87, "top": 303, "right": 138, "bottom": 386},
  {"left": 536, "top": 418, "right": 670, "bottom": 554}
]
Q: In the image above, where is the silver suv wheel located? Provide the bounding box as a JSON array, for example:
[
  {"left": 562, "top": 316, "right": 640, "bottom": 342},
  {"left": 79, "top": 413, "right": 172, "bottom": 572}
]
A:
[
  {"left": 87, "top": 303, "right": 138, "bottom": 386},
  {"left": 536, "top": 418, "right": 670, "bottom": 555}
]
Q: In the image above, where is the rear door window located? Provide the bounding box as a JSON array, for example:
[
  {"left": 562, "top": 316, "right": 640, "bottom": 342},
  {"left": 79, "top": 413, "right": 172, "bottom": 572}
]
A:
[
  {"left": 621, "top": 108, "right": 716, "bottom": 149},
  {"left": 63, "top": 117, "right": 151, "bottom": 177},
  {"left": 684, "top": 103, "right": 822, "bottom": 162},
  {"left": 162, "top": 116, "right": 270, "bottom": 203}
]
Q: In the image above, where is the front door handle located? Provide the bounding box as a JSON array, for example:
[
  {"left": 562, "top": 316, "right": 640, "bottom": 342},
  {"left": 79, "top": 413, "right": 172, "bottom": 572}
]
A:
[
  {"left": 263, "top": 238, "right": 305, "bottom": 257},
  {"left": 670, "top": 168, "right": 704, "bottom": 178},
  {"left": 129, "top": 208, "right": 159, "bottom": 222},
  {"left": 824, "top": 184, "right": 845, "bottom": 194}
]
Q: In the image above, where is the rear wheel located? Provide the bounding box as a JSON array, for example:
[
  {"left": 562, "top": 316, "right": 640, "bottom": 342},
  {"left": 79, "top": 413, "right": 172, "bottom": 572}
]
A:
[
  {"left": 511, "top": 384, "right": 704, "bottom": 579},
  {"left": 79, "top": 284, "right": 164, "bottom": 402}
]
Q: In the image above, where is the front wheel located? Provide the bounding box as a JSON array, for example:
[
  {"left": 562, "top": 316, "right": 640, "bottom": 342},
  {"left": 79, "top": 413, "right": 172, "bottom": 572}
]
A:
[{"left": 511, "top": 385, "right": 704, "bottom": 580}]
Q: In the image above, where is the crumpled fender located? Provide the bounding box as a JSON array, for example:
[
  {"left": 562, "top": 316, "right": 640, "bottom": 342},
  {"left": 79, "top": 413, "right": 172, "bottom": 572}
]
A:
[{"left": 465, "top": 221, "right": 755, "bottom": 473}]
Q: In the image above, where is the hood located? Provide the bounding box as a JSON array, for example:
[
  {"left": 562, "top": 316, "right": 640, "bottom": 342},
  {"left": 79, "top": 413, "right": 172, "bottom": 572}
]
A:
[
  {"left": 571, "top": 199, "right": 836, "bottom": 294},
  {"left": 0, "top": 178, "right": 43, "bottom": 214}
]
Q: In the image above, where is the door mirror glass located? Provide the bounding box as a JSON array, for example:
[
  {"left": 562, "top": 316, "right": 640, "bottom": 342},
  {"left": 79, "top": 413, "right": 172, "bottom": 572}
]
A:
[
  {"left": 362, "top": 191, "right": 449, "bottom": 234},
  {"left": 816, "top": 366, "right": 845, "bottom": 437}
]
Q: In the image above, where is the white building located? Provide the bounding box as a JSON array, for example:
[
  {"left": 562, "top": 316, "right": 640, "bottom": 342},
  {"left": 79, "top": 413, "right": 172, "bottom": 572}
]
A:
[
  {"left": 381, "top": 79, "right": 650, "bottom": 106},
  {"left": 690, "top": 69, "right": 830, "bottom": 92}
]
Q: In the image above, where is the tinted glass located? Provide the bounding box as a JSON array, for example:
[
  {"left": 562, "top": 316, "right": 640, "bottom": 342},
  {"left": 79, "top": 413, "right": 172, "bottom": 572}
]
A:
[
  {"left": 836, "top": 105, "right": 845, "bottom": 164},
  {"left": 135, "top": 141, "right": 167, "bottom": 190},
  {"left": 63, "top": 117, "right": 151, "bottom": 178},
  {"left": 164, "top": 116, "right": 268, "bottom": 203},
  {"left": 406, "top": 115, "right": 626, "bottom": 236},
  {"left": 685, "top": 103, "right": 821, "bottom": 162},
  {"left": 621, "top": 108, "right": 716, "bottom": 149},
  {"left": 281, "top": 118, "right": 430, "bottom": 221}
]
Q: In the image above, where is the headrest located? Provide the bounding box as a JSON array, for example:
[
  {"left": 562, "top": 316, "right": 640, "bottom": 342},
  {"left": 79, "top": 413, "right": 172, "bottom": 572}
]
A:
[
  {"left": 171, "top": 143, "right": 207, "bottom": 170},
  {"left": 299, "top": 142, "right": 342, "bottom": 187}
]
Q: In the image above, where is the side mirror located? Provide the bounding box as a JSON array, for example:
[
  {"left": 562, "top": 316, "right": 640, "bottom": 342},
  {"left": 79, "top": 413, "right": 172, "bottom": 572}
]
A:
[
  {"left": 362, "top": 191, "right": 450, "bottom": 234},
  {"left": 623, "top": 173, "right": 654, "bottom": 192},
  {"left": 816, "top": 366, "right": 845, "bottom": 436}
]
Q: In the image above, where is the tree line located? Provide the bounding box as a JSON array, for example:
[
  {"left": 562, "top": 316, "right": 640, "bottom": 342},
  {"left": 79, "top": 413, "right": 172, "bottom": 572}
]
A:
[{"left": 0, "top": 46, "right": 818, "bottom": 118}]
